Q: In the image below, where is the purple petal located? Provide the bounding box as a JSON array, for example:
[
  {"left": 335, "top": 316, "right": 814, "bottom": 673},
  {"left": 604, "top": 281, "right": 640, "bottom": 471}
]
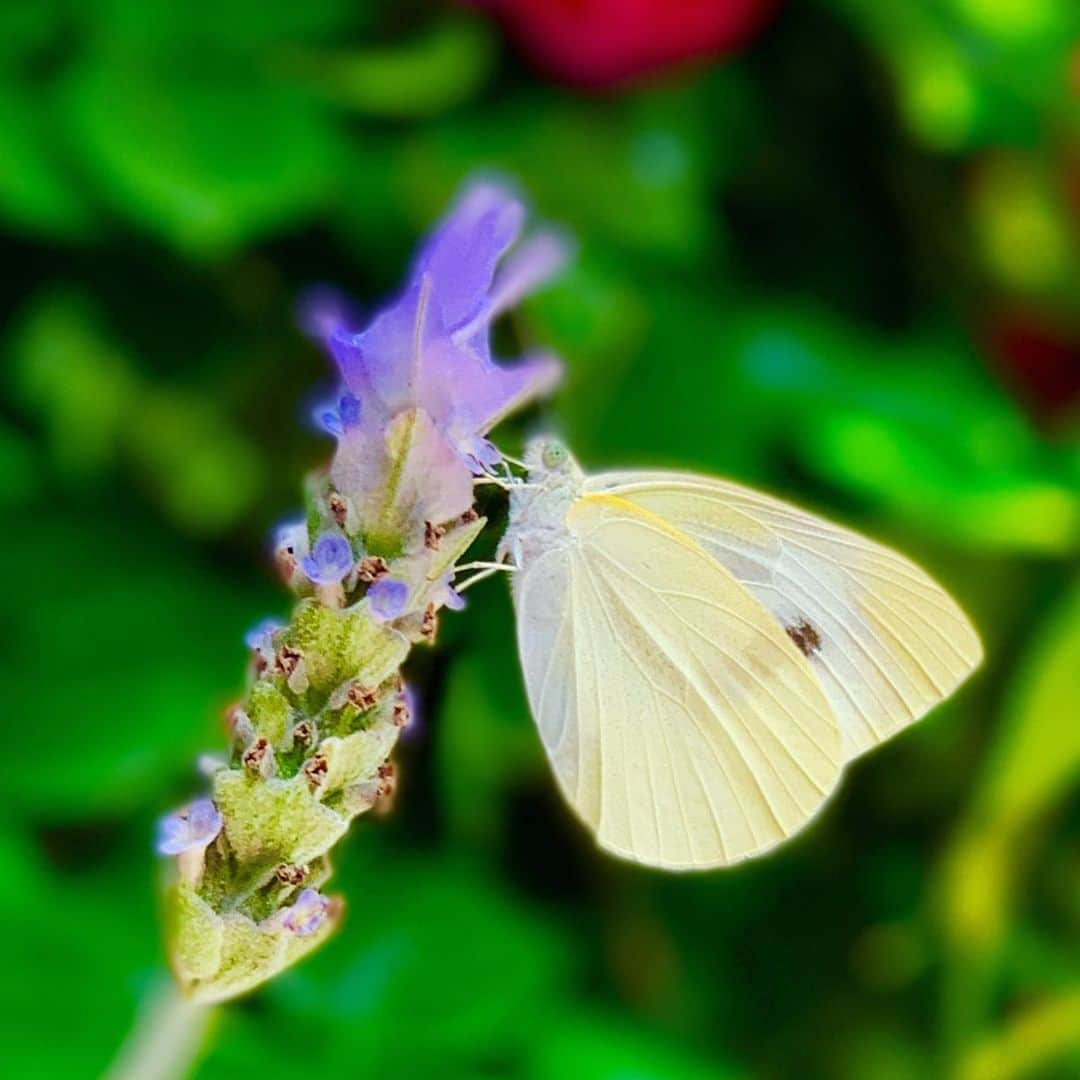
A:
[
  {"left": 439, "top": 349, "right": 564, "bottom": 448},
  {"left": 388, "top": 410, "right": 477, "bottom": 524},
  {"left": 297, "top": 285, "right": 361, "bottom": 342},
  {"left": 486, "top": 228, "right": 573, "bottom": 322},
  {"left": 314, "top": 402, "right": 343, "bottom": 438},
  {"left": 333, "top": 409, "right": 475, "bottom": 536},
  {"left": 301, "top": 533, "right": 353, "bottom": 586},
  {"left": 339, "top": 392, "right": 361, "bottom": 429},
  {"left": 368, "top": 577, "right": 409, "bottom": 622},
  {"left": 156, "top": 798, "right": 222, "bottom": 856},
  {"left": 281, "top": 889, "right": 329, "bottom": 936},
  {"left": 415, "top": 182, "right": 525, "bottom": 331},
  {"left": 328, "top": 289, "right": 430, "bottom": 430}
]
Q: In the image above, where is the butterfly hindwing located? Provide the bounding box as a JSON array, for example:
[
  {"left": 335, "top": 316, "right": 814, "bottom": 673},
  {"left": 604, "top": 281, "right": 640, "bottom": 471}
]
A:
[{"left": 513, "top": 493, "right": 843, "bottom": 869}]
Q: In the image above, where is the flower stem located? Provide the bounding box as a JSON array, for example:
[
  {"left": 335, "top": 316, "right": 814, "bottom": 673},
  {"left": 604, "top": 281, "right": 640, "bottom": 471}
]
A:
[{"left": 107, "top": 978, "right": 216, "bottom": 1080}]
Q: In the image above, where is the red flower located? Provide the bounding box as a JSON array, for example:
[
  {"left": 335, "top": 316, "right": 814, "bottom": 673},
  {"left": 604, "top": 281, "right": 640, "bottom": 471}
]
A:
[
  {"left": 989, "top": 313, "right": 1080, "bottom": 425},
  {"left": 478, "top": 0, "right": 779, "bottom": 87}
]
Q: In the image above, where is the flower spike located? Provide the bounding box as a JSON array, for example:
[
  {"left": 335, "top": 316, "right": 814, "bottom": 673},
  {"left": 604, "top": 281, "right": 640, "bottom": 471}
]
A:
[{"left": 158, "top": 181, "right": 569, "bottom": 1002}]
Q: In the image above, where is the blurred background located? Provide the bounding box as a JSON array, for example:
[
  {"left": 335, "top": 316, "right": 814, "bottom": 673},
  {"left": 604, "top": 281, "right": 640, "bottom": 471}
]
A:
[{"left": 2, "top": 1, "right": 1079, "bottom": 1077}]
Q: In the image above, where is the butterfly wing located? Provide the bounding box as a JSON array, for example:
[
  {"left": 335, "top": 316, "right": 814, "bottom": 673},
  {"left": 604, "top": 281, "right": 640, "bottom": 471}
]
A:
[
  {"left": 513, "top": 492, "right": 843, "bottom": 870},
  {"left": 584, "top": 471, "right": 983, "bottom": 762}
]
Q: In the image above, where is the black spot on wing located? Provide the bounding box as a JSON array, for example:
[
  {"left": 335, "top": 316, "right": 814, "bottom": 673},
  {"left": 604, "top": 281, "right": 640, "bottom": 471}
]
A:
[{"left": 786, "top": 618, "right": 822, "bottom": 658}]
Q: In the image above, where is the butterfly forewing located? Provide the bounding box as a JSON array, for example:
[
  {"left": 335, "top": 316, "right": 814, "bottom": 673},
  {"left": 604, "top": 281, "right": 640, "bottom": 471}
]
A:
[
  {"left": 514, "top": 493, "right": 843, "bottom": 870},
  {"left": 584, "top": 472, "right": 983, "bottom": 762}
]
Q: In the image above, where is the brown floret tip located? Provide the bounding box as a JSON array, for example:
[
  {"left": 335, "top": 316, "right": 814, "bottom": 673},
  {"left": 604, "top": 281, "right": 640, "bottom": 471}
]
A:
[
  {"left": 328, "top": 492, "right": 348, "bottom": 528},
  {"left": 356, "top": 556, "right": 390, "bottom": 584},
  {"left": 304, "top": 752, "right": 329, "bottom": 790},
  {"left": 347, "top": 683, "right": 380, "bottom": 711},
  {"left": 243, "top": 738, "right": 271, "bottom": 775},
  {"left": 424, "top": 521, "right": 446, "bottom": 550},
  {"left": 274, "top": 863, "right": 310, "bottom": 886},
  {"left": 275, "top": 645, "right": 303, "bottom": 677}
]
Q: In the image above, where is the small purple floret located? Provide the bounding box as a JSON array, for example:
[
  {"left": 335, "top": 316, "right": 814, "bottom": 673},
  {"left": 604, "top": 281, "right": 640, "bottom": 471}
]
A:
[
  {"left": 281, "top": 888, "right": 329, "bottom": 936},
  {"left": 432, "top": 573, "right": 466, "bottom": 612},
  {"left": 313, "top": 391, "right": 362, "bottom": 439},
  {"left": 274, "top": 519, "right": 308, "bottom": 559},
  {"left": 156, "top": 798, "right": 222, "bottom": 856},
  {"left": 244, "top": 617, "right": 282, "bottom": 654},
  {"left": 301, "top": 533, "right": 353, "bottom": 586},
  {"left": 368, "top": 577, "right": 409, "bottom": 622},
  {"left": 398, "top": 681, "right": 423, "bottom": 743}
]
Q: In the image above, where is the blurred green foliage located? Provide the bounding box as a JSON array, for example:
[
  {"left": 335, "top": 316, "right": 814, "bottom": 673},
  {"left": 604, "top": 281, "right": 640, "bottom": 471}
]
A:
[{"left": 2, "top": 1, "right": 1078, "bottom": 1077}]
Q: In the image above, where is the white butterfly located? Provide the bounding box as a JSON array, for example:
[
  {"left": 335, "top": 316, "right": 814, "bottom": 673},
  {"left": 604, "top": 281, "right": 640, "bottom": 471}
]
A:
[{"left": 489, "top": 438, "right": 982, "bottom": 871}]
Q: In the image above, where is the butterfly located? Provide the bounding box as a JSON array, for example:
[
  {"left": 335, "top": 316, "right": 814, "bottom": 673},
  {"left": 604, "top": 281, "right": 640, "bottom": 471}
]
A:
[{"left": 490, "top": 438, "right": 982, "bottom": 871}]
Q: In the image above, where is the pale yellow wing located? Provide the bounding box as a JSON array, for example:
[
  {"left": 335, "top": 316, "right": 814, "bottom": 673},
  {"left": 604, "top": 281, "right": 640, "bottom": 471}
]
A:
[
  {"left": 585, "top": 471, "right": 983, "bottom": 762},
  {"left": 513, "top": 493, "right": 843, "bottom": 870}
]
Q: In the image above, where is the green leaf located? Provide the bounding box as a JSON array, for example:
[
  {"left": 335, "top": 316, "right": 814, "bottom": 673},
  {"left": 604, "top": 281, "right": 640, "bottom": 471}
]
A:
[
  {"left": 529, "top": 1012, "right": 744, "bottom": 1080},
  {"left": 2, "top": 510, "right": 275, "bottom": 815},
  {"left": 400, "top": 83, "right": 724, "bottom": 264},
  {"left": 976, "top": 574, "right": 1080, "bottom": 829},
  {"left": 61, "top": 55, "right": 343, "bottom": 254},
  {"left": 436, "top": 592, "right": 546, "bottom": 848},
  {"left": 125, "top": 387, "right": 267, "bottom": 535},
  {"left": 7, "top": 291, "right": 137, "bottom": 477},
  {"left": 87, "top": 0, "right": 359, "bottom": 51},
  {"left": 0, "top": 0, "right": 65, "bottom": 68},
  {"left": 304, "top": 18, "right": 497, "bottom": 119},
  {"left": 0, "top": 84, "right": 91, "bottom": 237},
  {"left": 0, "top": 421, "right": 39, "bottom": 509},
  {"left": 727, "top": 307, "right": 1080, "bottom": 552},
  {"left": 8, "top": 289, "right": 267, "bottom": 533},
  {"left": 0, "top": 833, "right": 163, "bottom": 1077}
]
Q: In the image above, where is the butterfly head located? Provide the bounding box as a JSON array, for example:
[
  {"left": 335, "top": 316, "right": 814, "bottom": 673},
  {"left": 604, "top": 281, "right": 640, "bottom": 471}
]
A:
[{"left": 523, "top": 436, "right": 580, "bottom": 482}]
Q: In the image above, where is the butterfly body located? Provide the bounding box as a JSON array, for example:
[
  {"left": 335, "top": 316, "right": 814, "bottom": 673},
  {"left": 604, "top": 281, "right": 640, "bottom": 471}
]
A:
[{"left": 502, "top": 440, "right": 982, "bottom": 870}]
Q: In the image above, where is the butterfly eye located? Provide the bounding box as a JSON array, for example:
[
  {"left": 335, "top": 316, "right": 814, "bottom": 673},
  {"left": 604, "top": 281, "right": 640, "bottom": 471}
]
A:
[{"left": 542, "top": 441, "right": 568, "bottom": 470}]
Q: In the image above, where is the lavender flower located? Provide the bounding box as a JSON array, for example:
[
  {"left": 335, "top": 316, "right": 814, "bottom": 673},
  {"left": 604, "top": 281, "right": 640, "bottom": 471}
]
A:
[
  {"left": 280, "top": 889, "right": 330, "bottom": 936},
  {"left": 301, "top": 533, "right": 354, "bottom": 586},
  {"left": 368, "top": 577, "right": 409, "bottom": 622},
  {"left": 317, "top": 184, "right": 567, "bottom": 547},
  {"left": 156, "top": 798, "right": 222, "bottom": 856},
  {"left": 161, "top": 180, "right": 569, "bottom": 1005},
  {"left": 328, "top": 184, "right": 564, "bottom": 467},
  {"left": 431, "top": 573, "right": 467, "bottom": 613}
]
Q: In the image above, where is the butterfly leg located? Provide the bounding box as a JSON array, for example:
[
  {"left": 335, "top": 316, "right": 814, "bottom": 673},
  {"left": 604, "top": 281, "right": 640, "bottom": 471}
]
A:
[{"left": 453, "top": 558, "right": 519, "bottom": 593}]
